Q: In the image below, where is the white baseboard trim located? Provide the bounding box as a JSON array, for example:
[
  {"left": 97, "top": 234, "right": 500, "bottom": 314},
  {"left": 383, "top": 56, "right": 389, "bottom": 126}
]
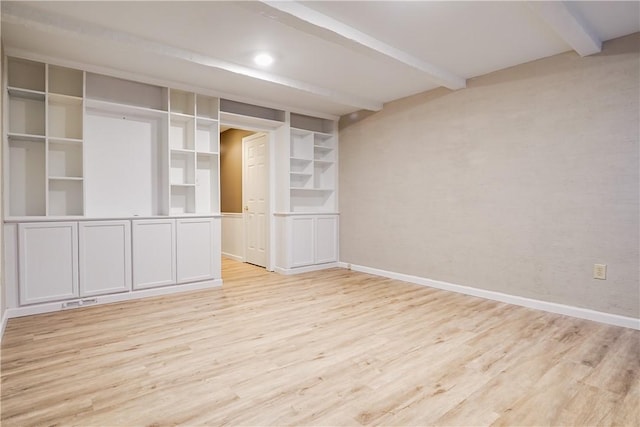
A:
[
  {"left": 5, "top": 279, "right": 223, "bottom": 319},
  {"left": 222, "top": 252, "right": 244, "bottom": 262},
  {"left": 348, "top": 263, "right": 640, "bottom": 330},
  {"left": 1, "top": 310, "right": 9, "bottom": 342},
  {"left": 275, "top": 262, "right": 340, "bottom": 275}
]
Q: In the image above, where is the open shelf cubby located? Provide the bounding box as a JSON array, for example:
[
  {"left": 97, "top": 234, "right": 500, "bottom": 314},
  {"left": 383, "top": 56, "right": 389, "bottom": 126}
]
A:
[
  {"left": 313, "top": 162, "right": 335, "bottom": 189},
  {"left": 290, "top": 130, "right": 314, "bottom": 160},
  {"left": 48, "top": 65, "right": 83, "bottom": 97},
  {"left": 170, "top": 151, "right": 195, "bottom": 185},
  {"left": 86, "top": 73, "right": 168, "bottom": 112},
  {"left": 196, "top": 119, "right": 219, "bottom": 153},
  {"left": 8, "top": 91, "right": 45, "bottom": 136},
  {"left": 290, "top": 172, "right": 313, "bottom": 189},
  {"left": 48, "top": 95, "right": 83, "bottom": 140},
  {"left": 170, "top": 185, "right": 196, "bottom": 214},
  {"left": 290, "top": 188, "right": 335, "bottom": 213},
  {"left": 196, "top": 154, "right": 219, "bottom": 213},
  {"left": 48, "top": 179, "right": 83, "bottom": 216},
  {"left": 8, "top": 58, "right": 45, "bottom": 92},
  {"left": 8, "top": 137, "right": 46, "bottom": 216},
  {"left": 196, "top": 95, "right": 218, "bottom": 119},
  {"left": 170, "top": 115, "right": 195, "bottom": 150},
  {"left": 170, "top": 89, "right": 195, "bottom": 116},
  {"left": 48, "top": 141, "right": 83, "bottom": 178}
]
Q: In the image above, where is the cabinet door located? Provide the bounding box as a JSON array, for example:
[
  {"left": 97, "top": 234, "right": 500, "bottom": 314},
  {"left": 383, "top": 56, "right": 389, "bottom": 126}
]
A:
[
  {"left": 315, "top": 216, "right": 338, "bottom": 264},
  {"left": 79, "top": 221, "right": 131, "bottom": 297},
  {"left": 176, "top": 218, "right": 217, "bottom": 283},
  {"left": 290, "top": 217, "right": 315, "bottom": 267},
  {"left": 132, "top": 219, "right": 176, "bottom": 289},
  {"left": 18, "top": 222, "right": 78, "bottom": 305}
]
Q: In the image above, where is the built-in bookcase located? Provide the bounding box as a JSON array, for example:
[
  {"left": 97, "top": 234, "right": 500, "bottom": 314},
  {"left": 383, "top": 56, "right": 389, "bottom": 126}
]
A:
[
  {"left": 5, "top": 57, "right": 221, "bottom": 218},
  {"left": 169, "top": 89, "right": 220, "bottom": 215},
  {"left": 6, "top": 58, "right": 84, "bottom": 216},
  {"left": 288, "top": 113, "right": 337, "bottom": 212}
]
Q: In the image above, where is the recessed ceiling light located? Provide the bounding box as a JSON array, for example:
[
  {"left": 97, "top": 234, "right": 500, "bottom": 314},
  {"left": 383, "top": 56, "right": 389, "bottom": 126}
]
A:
[{"left": 254, "top": 52, "right": 274, "bottom": 67}]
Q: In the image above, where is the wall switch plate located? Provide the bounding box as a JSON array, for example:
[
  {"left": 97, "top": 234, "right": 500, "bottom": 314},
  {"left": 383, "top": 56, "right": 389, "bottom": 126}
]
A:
[{"left": 593, "top": 264, "right": 607, "bottom": 280}]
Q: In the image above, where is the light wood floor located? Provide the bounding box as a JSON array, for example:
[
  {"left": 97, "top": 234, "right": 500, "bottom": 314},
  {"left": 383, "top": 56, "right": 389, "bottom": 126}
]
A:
[{"left": 2, "top": 259, "right": 638, "bottom": 426}]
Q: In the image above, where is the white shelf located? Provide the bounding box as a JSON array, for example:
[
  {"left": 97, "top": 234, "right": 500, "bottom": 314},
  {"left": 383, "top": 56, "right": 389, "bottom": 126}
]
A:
[
  {"left": 48, "top": 93, "right": 82, "bottom": 104},
  {"left": 49, "top": 176, "right": 84, "bottom": 181},
  {"left": 7, "top": 87, "right": 45, "bottom": 100},
  {"left": 290, "top": 187, "right": 334, "bottom": 192},
  {"left": 170, "top": 112, "right": 195, "bottom": 121},
  {"left": 290, "top": 156, "right": 313, "bottom": 163},
  {"left": 8, "top": 132, "right": 46, "bottom": 142},
  {"left": 48, "top": 137, "right": 82, "bottom": 144},
  {"left": 85, "top": 98, "right": 167, "bottom": 119},
  {"left": 170, "top": 148, "right": 196, "bottom": 154},
  {"left": 313, "top": 145, "right": 333, "bottom": 152}
]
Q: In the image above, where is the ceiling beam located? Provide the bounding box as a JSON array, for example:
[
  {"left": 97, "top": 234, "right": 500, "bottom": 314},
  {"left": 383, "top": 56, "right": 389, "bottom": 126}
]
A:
[
  {"left": 527, "top": 1, "right": 601, "bottom": 56},
  {"left": 261, "top": 1, "right": 466, "bottom": 90},
  {"left": 1, "top": 2, "right": 383, "bottom": 112}
]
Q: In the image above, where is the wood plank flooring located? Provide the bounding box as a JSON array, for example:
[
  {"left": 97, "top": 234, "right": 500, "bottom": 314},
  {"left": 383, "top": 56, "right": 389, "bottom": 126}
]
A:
[{"left": 2, "top": 258, "right": 638, "bottom": 426}]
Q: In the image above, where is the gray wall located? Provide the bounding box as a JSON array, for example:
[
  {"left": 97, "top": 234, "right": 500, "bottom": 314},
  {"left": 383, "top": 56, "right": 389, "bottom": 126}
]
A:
[{"left": 339, "top": 33, "right": 639, "bottom": 318}]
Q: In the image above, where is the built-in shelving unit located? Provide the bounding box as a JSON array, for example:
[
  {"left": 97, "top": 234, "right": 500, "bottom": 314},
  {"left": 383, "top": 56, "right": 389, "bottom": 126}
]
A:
[
  {"left": 5, "top": 57, "right": 221, "bottom": 219},
  {"left": 288, "top": 113, "right": 337, "bottom": 212},
  {"left": 6, "top": 58, "right": 85, "bottom": 216},
  {"left": 168, "top": 89, "right": 219, "bottom": 215},
  {"left": 2, "top": 56, "right": 227, "bottom": 318}
]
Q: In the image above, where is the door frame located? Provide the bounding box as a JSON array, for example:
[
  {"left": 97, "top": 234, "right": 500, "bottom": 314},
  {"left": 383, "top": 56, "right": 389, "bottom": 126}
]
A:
[
  {"left": 242, "top": 131, "right": 268, "bottom": 268},
  {"left": 220, "top": 116, "right": 284, "bottom": 272}
]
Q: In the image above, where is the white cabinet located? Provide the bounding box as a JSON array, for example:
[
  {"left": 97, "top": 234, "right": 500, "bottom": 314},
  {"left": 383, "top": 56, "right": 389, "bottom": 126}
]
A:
[
  {"left": 18, "top": 222, "right": 79, "bottom": 305},
  {"left": 279, "top": 214, "right": 338, "bottom": 271},
  {"left": 176, "top": 218, "right": 220, "bottom": 283},
  {"left": 79, "top": 221, "right": 131, "bottom": 296},
  {"left": 132, "top": 219, "right": 176, "bottom": 289},
  {"left": 291, "top": 217, "right": 315, "bottom": 267},
  {"left": 315, "top": 216, "right": 338, "bottom": 264}
]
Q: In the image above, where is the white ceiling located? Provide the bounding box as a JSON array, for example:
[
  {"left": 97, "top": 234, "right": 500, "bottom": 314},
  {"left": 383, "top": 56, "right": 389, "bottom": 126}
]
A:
[{"left": 2, "top": 1, "right": 638, "bottom": 118}]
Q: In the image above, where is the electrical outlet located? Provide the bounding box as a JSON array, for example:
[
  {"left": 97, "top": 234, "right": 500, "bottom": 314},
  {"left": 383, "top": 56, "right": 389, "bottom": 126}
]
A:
[{"left": 593, "top": 264, "right": 607, "bottom": 280}]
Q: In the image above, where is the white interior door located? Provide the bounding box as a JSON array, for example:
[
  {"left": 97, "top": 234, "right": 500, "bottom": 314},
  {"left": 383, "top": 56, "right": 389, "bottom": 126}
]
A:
[{"left": 243, "top": 132, "right": 268, "bottom": 267}]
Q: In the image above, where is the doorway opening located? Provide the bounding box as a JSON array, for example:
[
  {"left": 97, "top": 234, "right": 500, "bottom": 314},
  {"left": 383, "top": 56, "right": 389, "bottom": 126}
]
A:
[{"left": 219, "top": 125, "right": 270, "bottom": 272}]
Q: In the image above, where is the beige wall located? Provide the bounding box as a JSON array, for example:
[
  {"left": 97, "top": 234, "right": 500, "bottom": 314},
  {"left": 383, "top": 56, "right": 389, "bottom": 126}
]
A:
[
  {"left": 1, "top": 34, "right": 5, "bottom": 327},
  {"left": 220, "top": 129, "right": 254, "bottom": 213},
  {"left": 339, "top": 33, "right": 639, "bottom": 318}
]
